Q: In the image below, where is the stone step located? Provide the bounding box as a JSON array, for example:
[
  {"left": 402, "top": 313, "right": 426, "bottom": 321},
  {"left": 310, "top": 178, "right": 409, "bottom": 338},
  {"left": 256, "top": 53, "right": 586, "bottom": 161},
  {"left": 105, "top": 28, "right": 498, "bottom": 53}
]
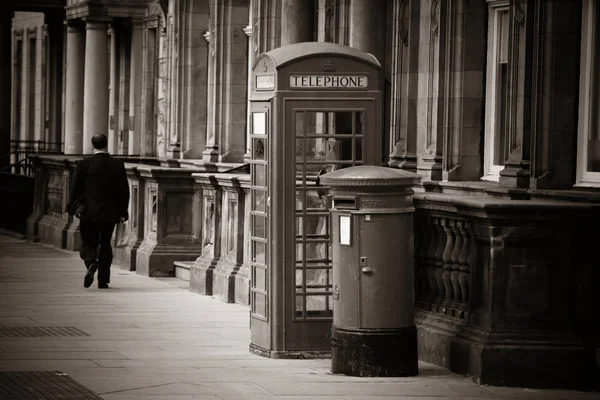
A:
[
  {"left": 153, "top": 276, "right": 190, "bottom": 290},
  {"left": 173, "top": 260, "right": 194, "bottom": 282}
]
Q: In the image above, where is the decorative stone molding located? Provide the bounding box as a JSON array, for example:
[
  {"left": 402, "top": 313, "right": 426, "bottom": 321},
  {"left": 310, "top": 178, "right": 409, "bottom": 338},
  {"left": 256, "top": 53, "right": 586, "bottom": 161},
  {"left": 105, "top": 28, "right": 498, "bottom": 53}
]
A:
[
  {"left": 399, "top": 0, "right": 409, "bottom": 46},
  {"left": 135, "top": 165, "right": 204, "bottom": 277},
  {"left": 158, "top": 0, "right": 168, "bottom": 15},
  {"left": 514, "top": 0, "right": 525, "bottom": 26},
  {"left": 431, "top": 0, "right": 440, "bottom": 36},
  {"left": 189, "top": 173, "right": 251, "bottom": 305}
]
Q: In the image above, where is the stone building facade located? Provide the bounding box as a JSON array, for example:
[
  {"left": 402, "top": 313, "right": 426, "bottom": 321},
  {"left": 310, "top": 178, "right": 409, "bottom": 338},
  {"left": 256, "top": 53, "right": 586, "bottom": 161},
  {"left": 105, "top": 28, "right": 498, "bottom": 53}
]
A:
[{"left": 2, "top": 0, "right": 600, "bottom": 391}]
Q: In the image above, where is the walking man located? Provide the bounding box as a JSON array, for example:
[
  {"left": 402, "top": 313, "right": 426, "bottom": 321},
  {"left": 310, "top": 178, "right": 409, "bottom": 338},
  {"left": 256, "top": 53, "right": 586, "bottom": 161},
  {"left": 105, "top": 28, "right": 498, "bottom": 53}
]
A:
[{"left": 67, "top": 133, "right": 130, "bottom": 289}]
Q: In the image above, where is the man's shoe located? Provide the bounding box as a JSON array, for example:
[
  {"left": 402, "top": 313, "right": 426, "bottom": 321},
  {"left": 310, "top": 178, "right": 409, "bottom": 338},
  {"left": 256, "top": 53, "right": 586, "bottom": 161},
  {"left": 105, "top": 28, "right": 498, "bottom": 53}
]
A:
[
  {"left": 84, "top": 263, "right": 98, "bottom": 288},
  {"left": 98, "top": 282, "right": 109, "bottom": 289}
]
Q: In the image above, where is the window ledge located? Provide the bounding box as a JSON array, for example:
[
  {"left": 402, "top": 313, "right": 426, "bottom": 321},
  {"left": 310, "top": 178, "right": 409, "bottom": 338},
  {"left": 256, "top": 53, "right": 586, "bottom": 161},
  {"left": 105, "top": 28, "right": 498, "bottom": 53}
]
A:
[
  {"left": 417, "top": 180, "right": 600, "bottom": 203},
  {"left": 573, "top": 182, "right": 600, "bottom": 189}
]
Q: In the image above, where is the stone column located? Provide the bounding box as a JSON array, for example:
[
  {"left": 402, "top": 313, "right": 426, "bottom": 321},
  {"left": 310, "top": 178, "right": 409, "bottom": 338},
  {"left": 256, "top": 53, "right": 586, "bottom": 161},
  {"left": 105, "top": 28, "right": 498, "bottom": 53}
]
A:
[
  {"left": 252, "top": 0, "right": 281, "bottom": 57},
  {"left": 20, "top": 31, "right": 28, "bottom": 143},
  {"left": 33, "top": 27, "right": 43, "bottom": 145},
  {"left": 203, "top": 0, "right": 250, "bottom": 163},
  {"left": 388, "top": 0, "right": 419, "bottom": 171},
  {"left": 129, "top": 20, "right": 143, "bottom": 155},
  {"left": 442, "top": 0, "right": 486, "bottom": 181},
  {"left": 180, "top": 2, "right": 209, "bottom": 159},
  {"left": 498, "top": 0, "right": 534, "bottom": 188},
  {"left": 348, "top": 0, "right": 386, "bottom": 159},
  {"left": 0, "top": 12, "right": 11, "bottom": 169},
  {"left": 82, "top": 19, "right": 109, "bottom": 154},
  {"left": 63, "top": 21, "right": 85, "bottom": 154},
  {"left": 45, "top": 12, "right": 64, "bottom": 148},
  {"left": 281, "top": 0, "right": 314, "bottom": 46},
  {"left": 118, "top": 23, "right": 131, "bottom": 156},
  {"left": 140, "top": 20, "right": 158, "bottom": 157},
  {"left": 348, "top": 0, "right": 386, "bottom": 63},
  {"left": 108, "top": 23, "right": 120, "bottom": 154},
  {"left": 166, "top": 0, "right": 181, "bottom": 159},
  {"left": 415, "top": 0, "right": 446, "bottom": 181}
]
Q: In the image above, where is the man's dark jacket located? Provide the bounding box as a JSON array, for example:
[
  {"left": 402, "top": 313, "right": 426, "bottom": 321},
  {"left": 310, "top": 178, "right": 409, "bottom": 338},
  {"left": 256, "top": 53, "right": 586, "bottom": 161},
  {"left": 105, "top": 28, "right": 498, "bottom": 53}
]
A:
[{"left": 67, "top": 153, "right": 130, "bottom": 223}]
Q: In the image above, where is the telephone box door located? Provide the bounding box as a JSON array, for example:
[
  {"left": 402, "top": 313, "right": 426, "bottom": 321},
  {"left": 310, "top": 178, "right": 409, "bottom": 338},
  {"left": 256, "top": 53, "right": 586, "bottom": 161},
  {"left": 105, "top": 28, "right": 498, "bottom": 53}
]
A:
[{"left": 285, "top": 99, "right": 379, "bottom": 350}]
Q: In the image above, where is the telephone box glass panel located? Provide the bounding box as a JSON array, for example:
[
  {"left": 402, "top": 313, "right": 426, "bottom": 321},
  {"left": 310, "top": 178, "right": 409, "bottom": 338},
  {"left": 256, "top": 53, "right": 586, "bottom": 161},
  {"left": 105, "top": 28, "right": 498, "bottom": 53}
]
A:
[{"left": 250, "top": 110, "right": 269, "bottom": 321}]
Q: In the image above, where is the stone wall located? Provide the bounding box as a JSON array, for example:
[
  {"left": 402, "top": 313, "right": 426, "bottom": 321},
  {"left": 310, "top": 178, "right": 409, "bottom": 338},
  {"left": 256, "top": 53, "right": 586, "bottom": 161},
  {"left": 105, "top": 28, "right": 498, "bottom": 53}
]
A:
[{"left": 412, "top": 189, "right": 600, "bottom": 389}]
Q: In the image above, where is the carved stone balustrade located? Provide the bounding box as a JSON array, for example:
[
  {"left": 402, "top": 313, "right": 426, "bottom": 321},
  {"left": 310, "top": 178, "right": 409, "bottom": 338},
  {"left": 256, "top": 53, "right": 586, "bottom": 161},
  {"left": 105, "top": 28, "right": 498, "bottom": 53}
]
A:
[
  {"left": 413, "top": 192, "right": 600, "bottom": 389},
  {"left": 113, "top": 164, "right": 143, "bottom": 271},
  {"left": 26, "top": 156, "right": 80, "bottom": 250},
  {"left": 415, "top": 213, "right": 471, "bottom": 320},
  {"left": 189, "top": 173, "right": 251, "bottom": 306},
  {"left": 26, "top": 155, "right": 162, "bottom": 253},
  {"left": 135, "top": 166, "right": 205, "bottom": 277}
]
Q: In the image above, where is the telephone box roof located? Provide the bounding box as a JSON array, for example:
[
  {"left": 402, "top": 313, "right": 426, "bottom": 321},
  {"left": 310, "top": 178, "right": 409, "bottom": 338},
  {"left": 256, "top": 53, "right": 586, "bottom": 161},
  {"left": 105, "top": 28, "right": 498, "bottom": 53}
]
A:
[{"left": 259, "top": 42, "right": 381, "bottom": 70}]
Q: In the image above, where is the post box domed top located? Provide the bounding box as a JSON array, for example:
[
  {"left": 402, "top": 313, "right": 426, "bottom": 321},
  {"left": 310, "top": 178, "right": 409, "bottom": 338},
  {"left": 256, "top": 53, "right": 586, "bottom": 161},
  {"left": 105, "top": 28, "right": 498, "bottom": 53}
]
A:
[
  {"left": 259, "top": 42, "right": 381, "bottom": 70},
  {"left": 319, "top": 166, "right": 421, "bottom": 188}
]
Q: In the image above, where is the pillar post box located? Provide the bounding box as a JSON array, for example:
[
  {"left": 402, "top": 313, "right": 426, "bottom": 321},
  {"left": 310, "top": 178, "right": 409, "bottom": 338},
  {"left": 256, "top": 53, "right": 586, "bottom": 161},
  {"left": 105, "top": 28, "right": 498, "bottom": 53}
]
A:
[{"left": 319, "top": 165, "right": 421, "bottom": 377}]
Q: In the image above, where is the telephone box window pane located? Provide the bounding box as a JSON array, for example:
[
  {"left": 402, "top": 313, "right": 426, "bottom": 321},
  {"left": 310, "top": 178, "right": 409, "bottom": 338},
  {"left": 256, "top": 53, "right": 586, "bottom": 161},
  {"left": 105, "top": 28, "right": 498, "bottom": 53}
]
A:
[
  {"left": 306, "top": 268, "right": 330, "bottom": 290},
  {"left": 253, "top": 215, "right": 266, "bottom": 239},
  {"left": 354, "top": 138, "right": 363, "bottom": 161},
  {"left": 305, "top": 242, "right": 329, "bottom": 262},
  {"left": 254, "top": 266, "right": 266, "bottom": 292},
  {"left": 306, "top": 295, "right": 332, "bottom": 318},
  {"left": 252, "top": 241, "right": 266, "bottom": 265},
  {"left": 253, "top": 190, "right": 266, "bottom": 213},
  {"left": 331, "top": 112, "right": 354, "bottom": 135},
  {"left": 305, "top": 112, "right": 328, "bottom": 135},
  {"left": 253, "top": 138, "right": 266, "bottom": 160},
  {"left": 295, "top": 296, "right": 304, "bottom": 316},
  {"left": 305, "top": 190, "right": 327, "bottom": 210},
  {"left": 295, "top": 243, "right": 304, "bottom": 262},
  {"left": 305, "top": 216, "right": 328, "bottom": 238},
  {"left": 295, "top": 216, "right": 303, "bottom": 236},
  {"left": 252, "top": 164, "right": 266, "bottom": 187},
  {"left": 305, "top": 138, "right": 353, "bottom": 162},
  {"left": 296, "top": 138, "right": 305, "bottom": 161},
  {"left": 296, "top": 269, "right": 304, "bottom": 293},
  {"left": 354, "top": 111, "right": 364, "bottom": 135},
  {"left": 295, "top": 190, "right": 304, "bottom": 211},
  {"left": 253, "top": 292, "right": 267, "bottom": 317},
  {"left": 295, "top": 111, "right": 304, "bottom": 136},
  {"left": 306, "top": 138, "right": 327, "bottom": 161},
  {"left": 253, "top": 112, "right": 266, "bottom": 135}
]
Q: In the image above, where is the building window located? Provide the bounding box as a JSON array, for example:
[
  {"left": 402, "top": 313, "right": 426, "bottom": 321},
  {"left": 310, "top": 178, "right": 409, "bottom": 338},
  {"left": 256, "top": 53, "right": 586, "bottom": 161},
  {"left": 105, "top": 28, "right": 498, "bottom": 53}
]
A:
[
  {"left": 483, "top": 0, "right": 509, "bottom": 181},
  {"left": 576, "top": 0, "right": 600, "bottom": 186}
]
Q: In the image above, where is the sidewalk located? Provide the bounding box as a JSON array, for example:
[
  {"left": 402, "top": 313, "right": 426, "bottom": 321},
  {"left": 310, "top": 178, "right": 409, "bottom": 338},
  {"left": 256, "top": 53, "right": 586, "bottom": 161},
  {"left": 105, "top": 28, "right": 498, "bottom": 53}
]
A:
[{"left": 0, "top": 235, "right": 597, "bottom": 400}]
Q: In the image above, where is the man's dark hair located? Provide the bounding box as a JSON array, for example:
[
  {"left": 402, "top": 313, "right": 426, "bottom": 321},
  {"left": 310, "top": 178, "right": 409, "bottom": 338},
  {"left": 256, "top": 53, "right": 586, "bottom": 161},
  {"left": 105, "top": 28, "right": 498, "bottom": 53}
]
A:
[{"left": 91, "top": 133, "right": 108, "bottom": 150}]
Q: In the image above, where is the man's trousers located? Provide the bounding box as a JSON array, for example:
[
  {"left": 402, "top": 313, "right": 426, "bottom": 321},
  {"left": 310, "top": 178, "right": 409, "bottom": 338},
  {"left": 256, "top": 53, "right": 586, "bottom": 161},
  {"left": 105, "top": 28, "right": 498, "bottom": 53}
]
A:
[{"left": 79, "top": 220, "right": 116, "bottom": 284}]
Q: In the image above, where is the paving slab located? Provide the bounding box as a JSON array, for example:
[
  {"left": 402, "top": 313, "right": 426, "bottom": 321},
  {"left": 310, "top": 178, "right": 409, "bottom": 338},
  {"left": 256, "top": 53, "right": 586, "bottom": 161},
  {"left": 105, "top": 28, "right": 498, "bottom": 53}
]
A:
[{"left": 0, "top": 234, "right": 598, "bottom": 400}]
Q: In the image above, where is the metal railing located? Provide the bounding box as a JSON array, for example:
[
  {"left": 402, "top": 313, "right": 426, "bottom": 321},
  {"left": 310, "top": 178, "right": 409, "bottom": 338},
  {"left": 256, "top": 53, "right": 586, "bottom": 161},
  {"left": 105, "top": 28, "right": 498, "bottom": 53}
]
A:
[{"left": 0, "top": 140, "right": 64, "bottom": 176}]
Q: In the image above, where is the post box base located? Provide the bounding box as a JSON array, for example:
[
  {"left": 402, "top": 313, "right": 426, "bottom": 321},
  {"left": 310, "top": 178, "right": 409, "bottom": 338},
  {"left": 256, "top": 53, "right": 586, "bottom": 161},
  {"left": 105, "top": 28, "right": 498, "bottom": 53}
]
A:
[{"left": 331, "top": 325, "right": 418, "bottom": 377}]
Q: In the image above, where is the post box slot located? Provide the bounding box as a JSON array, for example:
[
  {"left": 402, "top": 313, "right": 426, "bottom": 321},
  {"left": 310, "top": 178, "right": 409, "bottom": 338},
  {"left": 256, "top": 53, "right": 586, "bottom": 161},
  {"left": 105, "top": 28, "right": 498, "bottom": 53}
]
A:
[{"left": 334, "top": 197, "right": 357, "bottom": 209}]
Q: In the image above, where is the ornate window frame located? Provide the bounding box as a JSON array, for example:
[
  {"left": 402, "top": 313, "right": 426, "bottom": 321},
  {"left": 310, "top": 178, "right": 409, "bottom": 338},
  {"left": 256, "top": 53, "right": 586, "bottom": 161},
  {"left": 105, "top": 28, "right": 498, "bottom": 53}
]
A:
[
  {"left": 576, "top": 0, "right": 600, "bottom": 187},
  {"left": 482, "top": 0, "right": 510, "bottom": 181}
]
